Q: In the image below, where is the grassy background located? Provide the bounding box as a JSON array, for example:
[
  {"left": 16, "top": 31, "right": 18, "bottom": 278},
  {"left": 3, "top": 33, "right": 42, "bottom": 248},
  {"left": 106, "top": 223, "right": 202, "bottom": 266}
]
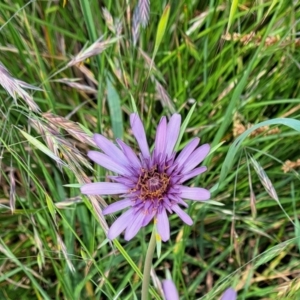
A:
[{"left": 0, "top": 0, "right": 300, "bottom": 299}]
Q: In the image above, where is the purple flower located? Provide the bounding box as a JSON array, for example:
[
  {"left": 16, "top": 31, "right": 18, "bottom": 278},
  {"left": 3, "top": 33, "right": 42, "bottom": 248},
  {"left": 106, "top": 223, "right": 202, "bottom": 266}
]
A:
[
  {"left": 162, "top": 279, "right": 179, "bottom": 300},
  {"left": 221, "top": 288, "right": 237, "bottom": 300},
  {"left": 162, "top": 279, "right": 237, "bottom": 300},
  {"left": 81, "top": 113, "right": 210, "bottom": 241}
]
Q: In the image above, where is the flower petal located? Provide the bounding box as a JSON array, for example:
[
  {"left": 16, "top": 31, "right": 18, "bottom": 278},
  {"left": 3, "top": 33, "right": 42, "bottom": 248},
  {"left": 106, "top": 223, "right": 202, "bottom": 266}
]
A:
[
  {"left": 175, "top": 138, "right": 199, "bottom": 167},
  {"left": 170, "top": 175, "right": 182, "bottom": 185},
  {"left": 116, "top": 139, "right": 141, "bottom": 169},
  {"left": 156, "top": 209, "right": 170, "bottom": 241},
  {"left": 102, "top": 199, "right": 132, "bottom": 215},
  {"left": 176, "top": 198, "right": 188, "bottom": 207},
  {"left": 172, "top": 204, "right": 193, "bottom": 225},
  {"left": 168, "top": 194, "right": 188, "bottom": 207},
  {"left": 142, "top": 210, "right": 156, "bottom": 227},
  {"left": 124, "top": 211, "right": 145, "bottom": 240},
  {"left": 81, "top": 182, "right": 128, "bottom": 195},
  {"left": 165, "top": 114, "right": 181, "bottom": 156},
  {"left": 107, "top": 175, "right": 136, "bottom": 187},
  {"left": 180, "top": 166, "right": 207, "bottom": 183},
  {"left": 130, "top": 113, "right": 150, "bottom": 158},
  {"left": 162, "top": 279, "right": 179, "bottom": 300},
  {"left": 221, "top": 288, "right": 237, "bottom": 300},
  {"left": 93, "top": 134, "right": 128, "bottom": 165},
  {"left": 154, "top": 116, "right": 167, "bottom": 156},
  {"left": 107, "top": 209, "right": 134, "bottom": 240},
  {"left": 182, "top": 144, "right": 210, "bottom": 173},
  {"left": 88, "top": 151, "right": 131, "bottom": 175},
  {"left": 179, "top": 186, "right": 210, "bottom": 201}
]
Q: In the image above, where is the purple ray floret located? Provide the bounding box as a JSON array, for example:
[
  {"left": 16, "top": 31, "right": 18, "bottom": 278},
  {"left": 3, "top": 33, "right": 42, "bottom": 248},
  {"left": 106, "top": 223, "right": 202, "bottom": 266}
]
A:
[
  {"left": 221, "top": 288, "right": 237, "bottom": 300},
  {"left": 162, "top": 279, "right": 179, "bottom": 300},
  {"left": 80, "top": 113, "right": 210, "bottom": 241},
  {"left": 162, "top": 278, "right": 237, "bottom": 300}
]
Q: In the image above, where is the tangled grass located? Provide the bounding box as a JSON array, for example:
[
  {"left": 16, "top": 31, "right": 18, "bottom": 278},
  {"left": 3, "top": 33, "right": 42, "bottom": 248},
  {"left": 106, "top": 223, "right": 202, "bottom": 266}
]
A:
[{"left": 0, "top": 0, "right": 300, "bottom": 299}]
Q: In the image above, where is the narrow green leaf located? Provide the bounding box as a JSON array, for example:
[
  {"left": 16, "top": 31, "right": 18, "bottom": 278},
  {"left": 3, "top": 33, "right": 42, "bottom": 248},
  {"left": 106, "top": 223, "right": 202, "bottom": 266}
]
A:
[
  {"left": 206, "top": 200, "right": 225, "bottom": 206},
  {"left": 107, "top": 77, "right": 123, "bottom": 139},
  {"left": 19, "top": 129, "right": 64, "bottom": 165},
  {"left": 46, "top": 193, "right": 56, "bottom": 221},
  {"left": 255, "top": 239, "right": 295, "bottom": 268},
  {"left": 153, "top": 4, "right": 170, "bottom": 61},
  {"left": 175, "top": 102, "right": 196, "bottom": 151},
  {"left": 183, "top": 33, "right": 201, "bottom": 61},
  {"left": 129, "top": 93, "right": 138, "bottom": 113},
  {"left": 77, "top": 123, "right": 93, "bottom": 136},
  {"left": 64, "top": 183, "right": 82, "bottom": 188},
  {"left": 295, "top": 218, "right": 300, "bottom": 254},
  {"left": 79, "top": 0, "right": 97, "bottom": 42},
  {"left": 226, "top": 0, "right": 239, "bottom": 33},
  {"left": 262, "top": 0, "right": 279, "bottom": 23}
]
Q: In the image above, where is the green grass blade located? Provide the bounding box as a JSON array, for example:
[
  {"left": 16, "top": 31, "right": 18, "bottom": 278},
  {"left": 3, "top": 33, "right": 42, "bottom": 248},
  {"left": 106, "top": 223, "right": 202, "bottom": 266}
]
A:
[
  {"left": 175, "top": 102, "right": 196, "bottom": 150},
  {"left": 226, "top": 0, "right": 239, "bottom": 33},
  {"left": 152, "top": 4, "right": 170, "bottom": 62},
  {"left": 19, "top": 129, "right": 64, "bottom": 165},
  {"left": 107, "top": 77, "right": 123, "bottom": 139}
]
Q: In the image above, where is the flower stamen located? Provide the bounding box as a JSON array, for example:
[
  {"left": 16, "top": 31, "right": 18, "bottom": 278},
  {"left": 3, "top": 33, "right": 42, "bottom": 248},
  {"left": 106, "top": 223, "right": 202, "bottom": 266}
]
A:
[{"left": 131, "top": 166, "right": 170, "bottom": 201}]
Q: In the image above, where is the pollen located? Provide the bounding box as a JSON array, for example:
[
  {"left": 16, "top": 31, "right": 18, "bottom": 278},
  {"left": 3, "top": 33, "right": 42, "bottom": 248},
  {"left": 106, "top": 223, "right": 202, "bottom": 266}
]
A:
[{"left": 133, "top": 165, "right": 170, "bottom": 201}]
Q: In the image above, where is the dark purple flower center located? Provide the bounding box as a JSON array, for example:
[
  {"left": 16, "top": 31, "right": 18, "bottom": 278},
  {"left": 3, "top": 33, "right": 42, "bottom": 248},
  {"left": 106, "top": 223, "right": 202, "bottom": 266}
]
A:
[{"left": 133, "top": 166, "right": 170, "bottom": 201}]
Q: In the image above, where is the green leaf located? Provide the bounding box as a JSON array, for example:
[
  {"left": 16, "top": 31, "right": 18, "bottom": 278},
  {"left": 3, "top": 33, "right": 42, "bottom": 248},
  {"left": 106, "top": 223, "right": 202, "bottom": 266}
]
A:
[
  {"left": 175, "top": 102, "right": 196, "bottom": 151},
  {"left": 19, "top": 129, "right": 65, "bottom": 165},
  {"left": 77, "top": 123, "right": 94, "bottom": 136},
  {"left": 255, "top": 239, "right": 295, "bottom": 268},
  {"left": 206, "top": 200, "right": 225, "bottom": 206},
  {"left": 129, "top": 93, "right": 138, "bottom": 113},
  {"left": 226, "top": 0, "right": 239, "bottom": 33},
  {"left": 46, "top": 193, "right": 56, "bottom": 222},
  {"left": 152, "top": 4, "right": 170, "bottom": 62},
  {"left": 107, "top": 77, "right": 123, "bottom": 139},
  {"left": 63, "top": 183, "right": 82, "bottom": 188}
]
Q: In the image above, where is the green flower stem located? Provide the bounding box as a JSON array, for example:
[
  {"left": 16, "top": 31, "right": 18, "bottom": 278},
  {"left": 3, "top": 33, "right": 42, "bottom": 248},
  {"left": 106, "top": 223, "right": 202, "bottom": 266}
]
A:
[{"left": 141, "top": 228, "right": 157, "bottom": 300}]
